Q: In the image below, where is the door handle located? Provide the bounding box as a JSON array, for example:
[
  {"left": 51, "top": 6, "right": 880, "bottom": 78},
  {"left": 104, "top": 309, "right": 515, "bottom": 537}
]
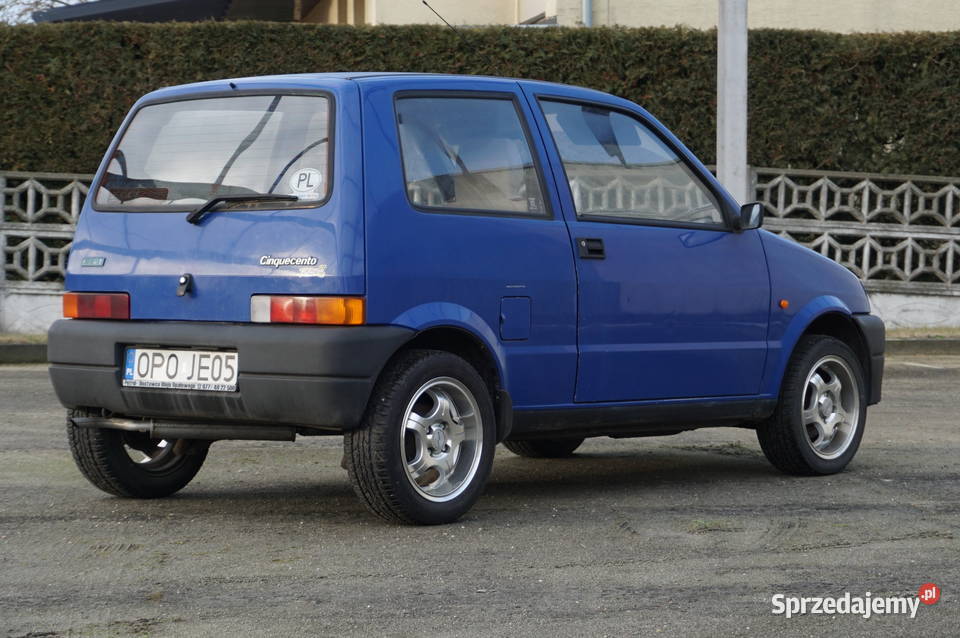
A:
[{"left": 577, "top": 237, "right": 605, "bottom": 259}]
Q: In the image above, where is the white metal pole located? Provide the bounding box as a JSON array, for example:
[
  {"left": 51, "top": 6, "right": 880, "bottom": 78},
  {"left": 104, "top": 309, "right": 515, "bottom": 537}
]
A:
[
  {"left": 582, "top": 0, "right": 593, "bottom": 27},
  {"left": 717, "top": 0, "right": 749, "bottom": 204}
]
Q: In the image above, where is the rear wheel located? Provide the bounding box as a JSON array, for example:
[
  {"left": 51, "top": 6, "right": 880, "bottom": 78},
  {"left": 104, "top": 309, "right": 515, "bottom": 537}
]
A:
[
  {"left": 344, "top": 349, "right": 496, "bottom": 525},
  {"left": 503, "top": 438, "right": 584, "bottom": 458},
  {"left": 757, "top": 335, "right": 866, "bottom": 475},
  {"left": 67, "top": 408, "right": 208, "bottom": 498}
]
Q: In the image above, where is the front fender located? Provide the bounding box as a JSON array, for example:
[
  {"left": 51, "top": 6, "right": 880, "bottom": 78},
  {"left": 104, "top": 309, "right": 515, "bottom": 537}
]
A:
[
  {"left": 761, "top": 295, "right": 854, "bottom": 396},
  {"left": 389, "top": 302, "right": 508, "bottom": 388}
]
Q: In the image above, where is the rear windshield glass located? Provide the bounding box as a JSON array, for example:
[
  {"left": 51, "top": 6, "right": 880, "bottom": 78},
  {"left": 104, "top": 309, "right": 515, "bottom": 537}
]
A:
[{"left": 95, "top": 94, "right": 331, "bottom": 211}]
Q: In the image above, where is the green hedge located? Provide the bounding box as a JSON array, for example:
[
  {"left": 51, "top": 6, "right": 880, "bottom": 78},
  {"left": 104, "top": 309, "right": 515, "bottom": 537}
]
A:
[{"left": 1, "top": 22, "right": 958, "bottom": 175}]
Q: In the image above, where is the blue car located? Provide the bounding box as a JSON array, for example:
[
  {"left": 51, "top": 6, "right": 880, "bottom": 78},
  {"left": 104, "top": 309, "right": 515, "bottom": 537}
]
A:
[{"left": 48, "top": 73, "right": 884, "bottom": 524}]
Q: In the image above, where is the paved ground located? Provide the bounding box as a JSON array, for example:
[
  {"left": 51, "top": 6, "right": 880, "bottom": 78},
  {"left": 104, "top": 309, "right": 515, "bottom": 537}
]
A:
[{"left": 1, "top": 356, "right": 957, "bottom": 637}]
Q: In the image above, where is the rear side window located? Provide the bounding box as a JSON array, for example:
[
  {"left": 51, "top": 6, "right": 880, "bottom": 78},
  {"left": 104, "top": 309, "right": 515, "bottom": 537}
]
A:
[
  {"left": 95, "top": 94, "right": 331, "bottom": 211},
  {"left": 396, "top": 96, "right": 546, "bottom": 215},
  {"left": 539, "top": 100, "right": 723, "bottom": 226}
]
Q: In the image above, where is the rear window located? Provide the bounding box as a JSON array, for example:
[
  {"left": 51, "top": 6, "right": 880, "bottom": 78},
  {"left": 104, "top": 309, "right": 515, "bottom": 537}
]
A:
[
  {"left": 396, "top": 96, "right": 546, "bottom": 216},
  {"left": 95, "top": 94, "right": 332, "bottom": 211}
]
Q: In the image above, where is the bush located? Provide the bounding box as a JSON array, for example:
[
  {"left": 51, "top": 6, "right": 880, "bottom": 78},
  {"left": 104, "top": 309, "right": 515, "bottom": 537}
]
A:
[{"left": 0, "top": 22, "right": 958, "bottom": 175}]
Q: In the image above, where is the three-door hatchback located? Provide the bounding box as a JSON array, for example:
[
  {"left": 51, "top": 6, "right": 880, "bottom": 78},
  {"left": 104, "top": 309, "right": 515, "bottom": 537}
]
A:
[{"left": 49, "top": 73, "right": 884, "bottom": 524}]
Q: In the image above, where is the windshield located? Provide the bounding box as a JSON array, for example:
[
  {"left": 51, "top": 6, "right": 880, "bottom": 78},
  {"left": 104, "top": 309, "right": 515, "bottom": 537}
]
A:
[{"left": 95, "top": 94, "right": 331, "bottom": 211}]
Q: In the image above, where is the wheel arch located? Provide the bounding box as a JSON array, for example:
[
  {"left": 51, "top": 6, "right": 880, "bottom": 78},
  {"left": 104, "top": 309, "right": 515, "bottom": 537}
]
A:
[
  {"left": 802, "top": 312, "right": 870, "bottom": 374},
  {"left": 767, "top": 296, "right": 872, "bottom": 398},
  {"left": 375, "top": 324, "right": 512, "bottom": 442}
]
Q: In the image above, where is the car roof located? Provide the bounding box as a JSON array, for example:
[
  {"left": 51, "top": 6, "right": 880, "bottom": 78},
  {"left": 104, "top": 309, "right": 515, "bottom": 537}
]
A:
[
  {"left": 161, "top": 71, "right": 578, "bottom": 86},
  {"left": 140, "top": 72, "right": 613, "bottom": 103}
]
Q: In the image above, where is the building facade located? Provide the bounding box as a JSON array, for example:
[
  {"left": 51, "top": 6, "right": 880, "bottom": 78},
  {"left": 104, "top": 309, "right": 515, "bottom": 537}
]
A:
[
  {"left": 36, "top": 0, "right": 960, "bottom": 32},
  {"left": 354, "top": 0, "right": 960, "bottom": 33}
]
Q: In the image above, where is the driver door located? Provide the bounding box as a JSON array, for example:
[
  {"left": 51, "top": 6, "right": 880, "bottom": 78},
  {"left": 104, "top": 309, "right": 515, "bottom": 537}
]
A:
[{"left": 527, "top": 93, "right": 770, "bottom": 402}]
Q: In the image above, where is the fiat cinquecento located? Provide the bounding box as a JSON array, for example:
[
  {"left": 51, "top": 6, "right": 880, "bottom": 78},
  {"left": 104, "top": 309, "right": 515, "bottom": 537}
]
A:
[{"left": 48, "top": 73, "right": 884, "bottom": 524}]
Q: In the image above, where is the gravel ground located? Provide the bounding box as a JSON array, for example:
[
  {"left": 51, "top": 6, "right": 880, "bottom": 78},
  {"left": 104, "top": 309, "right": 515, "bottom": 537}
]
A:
[{"left": 1, "top": 356, "right": 957, "bottom": 637}]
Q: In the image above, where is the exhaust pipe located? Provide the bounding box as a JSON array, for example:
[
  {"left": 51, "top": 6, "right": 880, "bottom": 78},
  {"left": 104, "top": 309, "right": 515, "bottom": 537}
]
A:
[{"left": 71, "top": 416, "right": 296, "bottom": 441}]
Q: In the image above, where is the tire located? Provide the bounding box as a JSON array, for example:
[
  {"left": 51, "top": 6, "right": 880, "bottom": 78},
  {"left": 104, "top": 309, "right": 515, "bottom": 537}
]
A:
[
  {"left": 503, "top": 438, "right": 584, "bottom": 458},
  {"left": 344, "top": 349, "right": 496, "bottom": 525},
  {"left": 757, "top": 335, "right": 867, "bottom": 476},
  {"left": 67, "top": 408, "right": 208, "bottom": 498}
]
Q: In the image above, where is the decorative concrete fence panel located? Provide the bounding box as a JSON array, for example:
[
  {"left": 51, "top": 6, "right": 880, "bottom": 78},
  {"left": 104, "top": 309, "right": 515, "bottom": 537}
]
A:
[
  {"left": 3, "top": 168, "right": 960, "bottom": 333},
  {"left": 755, "top": 168, "right": 960, "bottom": 328},
  {"left": 1, "top": 172, "right": 89, "bottom": 333}
]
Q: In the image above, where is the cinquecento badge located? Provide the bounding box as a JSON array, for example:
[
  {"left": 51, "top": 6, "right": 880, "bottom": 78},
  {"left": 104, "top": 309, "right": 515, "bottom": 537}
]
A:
[
  {"left": 260, "top": 255, "right": 318, "bottom": 267},
  {"left": 259, "top": 255, "right": 327, "bottom": 276}
]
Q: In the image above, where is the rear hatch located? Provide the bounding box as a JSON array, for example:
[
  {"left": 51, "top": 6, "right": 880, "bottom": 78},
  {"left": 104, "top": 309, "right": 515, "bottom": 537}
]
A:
[{"left": 66, "top": 81, "right": 363, "bottom": 322}]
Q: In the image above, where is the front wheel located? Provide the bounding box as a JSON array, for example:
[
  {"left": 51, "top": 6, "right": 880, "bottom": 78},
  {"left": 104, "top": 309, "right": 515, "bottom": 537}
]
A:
[
  {"left": 344, "top": 349, "right": 496, "bottom": 525},
  {"left": 757, "top": 335, "right": 867, "bottom": 475},
  {"left": 67, "top": 409, "right": 208, "bottom": 498}
]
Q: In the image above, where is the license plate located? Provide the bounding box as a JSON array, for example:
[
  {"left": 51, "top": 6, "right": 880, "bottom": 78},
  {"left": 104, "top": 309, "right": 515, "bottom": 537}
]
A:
[{"left": 123, "top": 348, "right": 238, "bottom": 392}]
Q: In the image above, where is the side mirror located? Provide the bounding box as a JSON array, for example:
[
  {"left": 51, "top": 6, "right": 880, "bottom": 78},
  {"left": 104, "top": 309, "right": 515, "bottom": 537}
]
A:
[{"left": 736, "top": 202, "right": 763, "bottom": 231}]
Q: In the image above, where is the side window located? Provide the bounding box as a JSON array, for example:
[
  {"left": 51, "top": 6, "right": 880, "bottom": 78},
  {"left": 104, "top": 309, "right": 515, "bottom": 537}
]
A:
[
  {"left": 539, "top": 100, "right": 723, "bottom": 226},
  {"left": 396, "top": 96, "right": 546, "bottom": 215}
]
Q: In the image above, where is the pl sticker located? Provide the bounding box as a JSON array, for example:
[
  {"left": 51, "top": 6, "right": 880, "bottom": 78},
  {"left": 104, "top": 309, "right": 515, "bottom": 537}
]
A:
[{"left": 288, "top": 168, "right": 323, "bottom": 199}]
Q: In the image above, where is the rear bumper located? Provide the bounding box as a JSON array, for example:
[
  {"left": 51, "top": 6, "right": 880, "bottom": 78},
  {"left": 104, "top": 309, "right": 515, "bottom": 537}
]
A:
[
  {"left": 853, "top": 313, "right": 885, "bottom": 405},
  {"left": 48, "top": 320, "right": 414, "bottom": 430}
]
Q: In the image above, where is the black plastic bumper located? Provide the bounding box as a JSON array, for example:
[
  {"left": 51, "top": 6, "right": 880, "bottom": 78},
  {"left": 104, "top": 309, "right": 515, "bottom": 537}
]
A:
[
  {"left": 48, "top": 320, "right": 415, "bottom": 430},
  {"left": 853, "top": 313, "right": 885, "bottom": 405}
]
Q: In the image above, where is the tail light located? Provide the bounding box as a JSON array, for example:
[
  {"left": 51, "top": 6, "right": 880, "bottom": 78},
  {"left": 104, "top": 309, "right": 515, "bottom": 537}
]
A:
[
  {"left": 250, "top": 295, "right": 364, "bottom": 325},
  {"left": 63, "top": 292, "right": 130, "bottom": 319}
]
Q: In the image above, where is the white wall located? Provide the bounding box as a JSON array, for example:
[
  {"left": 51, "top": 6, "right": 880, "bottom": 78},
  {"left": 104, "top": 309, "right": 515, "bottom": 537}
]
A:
[
  {"left": 0, "top": 289, "right": 62, "bottom": 335},
  {"left": 868, "top": 293, "right": 960, "bottom": 330}
]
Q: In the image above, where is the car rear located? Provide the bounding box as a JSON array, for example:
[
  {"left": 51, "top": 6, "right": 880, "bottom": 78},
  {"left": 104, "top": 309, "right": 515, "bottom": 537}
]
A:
[{"left": 48, "top": 76, "right": 412, "bottom": 431}]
